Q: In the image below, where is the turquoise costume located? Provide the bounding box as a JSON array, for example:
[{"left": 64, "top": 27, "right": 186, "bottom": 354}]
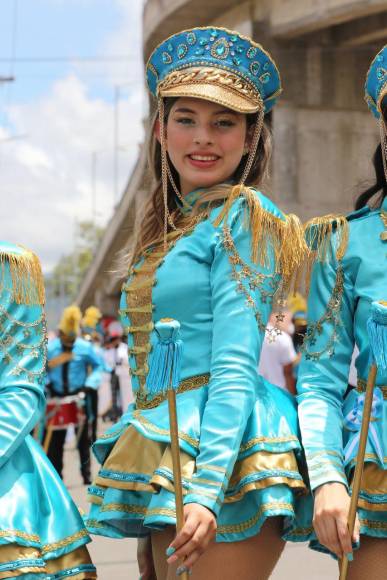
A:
[
  {"left": 87, "top": 25, "right": 310, "bottom": 545},
  {"left": 295, "top": 44, "right": 387, "bottom": 551},
  {"left": 0, "top": 242, "right": 96, "bottom": 579},
  {"left": 86, "top": 187, "right": 310, "bottom": 541},
  {"left": 47, "top": 337, "right": 103, "bottom": 394}
]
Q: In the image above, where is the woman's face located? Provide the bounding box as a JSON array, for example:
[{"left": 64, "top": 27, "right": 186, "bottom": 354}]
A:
[{"left": 159, "top": 97, "right": 249, "bottom": 195}]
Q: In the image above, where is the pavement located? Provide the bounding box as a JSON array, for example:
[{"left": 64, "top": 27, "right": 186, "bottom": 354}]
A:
[{"left": 63, "top": 435, "right": 338, "bottom": 580}]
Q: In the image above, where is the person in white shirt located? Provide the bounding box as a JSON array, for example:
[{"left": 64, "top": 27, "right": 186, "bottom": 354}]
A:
[{"left": 259, "top": 312, "right": 297, "bottom": 394}]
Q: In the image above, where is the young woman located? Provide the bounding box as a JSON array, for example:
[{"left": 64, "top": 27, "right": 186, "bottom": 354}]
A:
[
  {"left": 297, "top": 44, "right": 387, "bottom": 578},
  {"left": 0, "top": 242, "right": 96, "bottom": 579},
  {"left": 86, "top": 26, "right": 308, "bottom": 579}
]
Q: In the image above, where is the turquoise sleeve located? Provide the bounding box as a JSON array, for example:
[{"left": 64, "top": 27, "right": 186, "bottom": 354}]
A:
[
  {"left": 297, "top": 248, "right": 355, "bottom": 490},
  {"left": 184, "top": 207, "right": 278, "bottom": 515}
]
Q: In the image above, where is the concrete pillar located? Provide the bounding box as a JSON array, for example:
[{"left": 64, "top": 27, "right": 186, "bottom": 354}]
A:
[{"left": 212, "top": 1, "right": 253, "bottom": 36}]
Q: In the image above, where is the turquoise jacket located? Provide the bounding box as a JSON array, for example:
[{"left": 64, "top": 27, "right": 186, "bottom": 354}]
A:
[
  {"left": 47, "top": 336, "right": 104, "bottom": 393},
  {"left": 0, "top": 242, "right": 95, "bottom": 577},
  {"left": 93, "top": 188, "right": 306, "bottom": 519},
  {"left": 297, "top": 197, "right": 387, "bottom": 490},
  {"left": 0, "top": 242, "right": 46, "bottom": 469}
]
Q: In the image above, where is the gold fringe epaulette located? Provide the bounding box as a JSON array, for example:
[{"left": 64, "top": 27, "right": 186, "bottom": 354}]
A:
[
  {"left": 301, "top": 214, "right": 349, "bottom": 295},
  {"left": 304, "top": 214, "right": 349, "bottom": 263},
  {"left": 0, "top": 244, "right": 45, "bottom": 306},
  {"left": 213, "top": 185, "right": 307, "bottom": 283}
]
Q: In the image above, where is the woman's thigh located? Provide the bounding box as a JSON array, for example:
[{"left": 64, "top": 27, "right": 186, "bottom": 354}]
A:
[
  {"left": 152, "top": 517, "right": 285, "bottom": 580},
  {"left": 346, "top": 536, "right": 387, "bottom": 580}
]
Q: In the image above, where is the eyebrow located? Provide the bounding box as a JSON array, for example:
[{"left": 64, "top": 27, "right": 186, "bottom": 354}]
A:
[{"left": 173, "top": 107, "right": 237, "bottom": 116}]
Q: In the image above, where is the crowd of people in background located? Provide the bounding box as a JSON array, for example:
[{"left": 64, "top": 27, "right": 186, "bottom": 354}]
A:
[{"left": 44, "top": 304, "right": 131, "bottom": 485}]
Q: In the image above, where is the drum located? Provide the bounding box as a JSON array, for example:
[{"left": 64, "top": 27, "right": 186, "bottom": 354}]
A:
[{"left": 46, "top": 395, "right": 83, "bottom": 430}]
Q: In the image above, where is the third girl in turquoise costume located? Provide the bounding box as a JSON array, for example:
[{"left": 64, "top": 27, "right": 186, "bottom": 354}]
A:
[
  {"left": 0, "top": 243, "right": 96, "bottom": 579},
  {"left": 297, "top": 44, "right": 387, "bottom": 578}
]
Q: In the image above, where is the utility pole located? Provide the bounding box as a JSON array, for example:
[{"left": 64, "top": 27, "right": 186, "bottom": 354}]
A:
[
  {"left": 91, "top": 151, "right": 97, "bottom": 225},
  {"left": 113, "top": 83, "right": 131, "bottom": 204}
]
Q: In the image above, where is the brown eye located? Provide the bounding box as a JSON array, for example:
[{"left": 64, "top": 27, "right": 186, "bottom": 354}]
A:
[
  {"left": 175, "top": 117, "right": 195, "bottom": 125},
  {"left": 215, "top": 119, "right": 235, "bottom": 127}
]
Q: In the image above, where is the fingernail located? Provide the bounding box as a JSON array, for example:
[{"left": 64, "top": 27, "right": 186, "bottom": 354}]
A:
[
  {"left": 166, "top": 546, "right": 176, "bottom": 557},
  {"left": 176, "top": 566, "right": 190, "bottom": 576},
  {"left": 347, "top": 552, "right": 353, "bottom": 562}
]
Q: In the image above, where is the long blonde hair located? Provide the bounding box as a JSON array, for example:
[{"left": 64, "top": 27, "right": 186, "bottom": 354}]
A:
[{"left": 129, "top": 97, "right": 272, "bottom": 267}]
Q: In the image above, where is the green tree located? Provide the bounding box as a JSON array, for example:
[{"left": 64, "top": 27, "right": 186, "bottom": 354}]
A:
[{"left": 46, "top": 221, "right": 105, "bottom": 301}]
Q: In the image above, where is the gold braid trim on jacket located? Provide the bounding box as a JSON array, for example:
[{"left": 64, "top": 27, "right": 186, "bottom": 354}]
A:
[{"left": 0, "top": 245, "right": 45, "bottom": 306}]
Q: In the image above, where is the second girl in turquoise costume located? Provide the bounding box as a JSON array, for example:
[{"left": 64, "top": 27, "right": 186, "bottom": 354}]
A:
[{"left": 86, "top": 27, "right": 309, "bottom": 579}]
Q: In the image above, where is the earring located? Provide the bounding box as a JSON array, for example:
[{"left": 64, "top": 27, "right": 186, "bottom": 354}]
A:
[{"left": 243, "top": 144, "right": 249, "bottom": 155}]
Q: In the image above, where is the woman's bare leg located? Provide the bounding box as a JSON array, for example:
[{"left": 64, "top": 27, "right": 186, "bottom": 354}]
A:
[
  {"left": 152, "top": 517, "right": 285, "bottom": 580},
  {"left": 345, "top": 537, "right": 387, "bottom": 580}
]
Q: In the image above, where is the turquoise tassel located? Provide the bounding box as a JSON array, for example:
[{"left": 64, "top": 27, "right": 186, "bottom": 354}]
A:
[
  {"left": 367, "top": 301, "right": 387, "bottom": 371},
  {"left": 147, "top": 319, "right": 183, "bottom": 396}
]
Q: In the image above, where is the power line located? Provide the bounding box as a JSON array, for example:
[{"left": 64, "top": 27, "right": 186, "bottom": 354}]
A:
[
  {"left": 0, "top": 56, "right": 135, "bottom": 63},
  {"left": 0, "top": 0, "right": 18, "bottom": 170}
]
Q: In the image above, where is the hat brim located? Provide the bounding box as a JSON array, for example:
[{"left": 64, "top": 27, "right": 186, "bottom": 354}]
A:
[{"left": 159, "top": 82, "right": 260, "bottom": 114}]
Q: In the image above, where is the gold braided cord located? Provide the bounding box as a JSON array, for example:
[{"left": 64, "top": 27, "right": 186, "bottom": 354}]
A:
[
  {"left": 166, "top": 160, "right": 189, "bottom": 208},
  {"left": 240, "top": 105, "right": 264, "bottom": 184},
  {"left": 380, "top": 116, "right": 387, "bottom": 184},
  {"left": 0, "top": 246, "right": 45, "bottom": 306},
  {"left": 158, "top": 97, "right": 178, "bottom": 247},
  {"left": 213, "top": 185, "right": 307, "bottom": 281}
]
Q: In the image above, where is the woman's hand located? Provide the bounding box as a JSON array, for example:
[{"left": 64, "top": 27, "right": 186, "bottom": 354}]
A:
[
  {"left": 313, "top": 482, "right": 360, "bottom": 558},
  {"left": 166, "top": 503, "right": 217, "bottom": 573},
  {"left": 137, "top": 536, "right": 157, "bottom": 580}
]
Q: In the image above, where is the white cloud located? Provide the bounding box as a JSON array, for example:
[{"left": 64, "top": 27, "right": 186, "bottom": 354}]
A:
[
  {"left": 0, "top": 1, "right": 145, "bottom": 273},
  {"left": 15, "top": 143, "right": 53, "bottom": 173}
]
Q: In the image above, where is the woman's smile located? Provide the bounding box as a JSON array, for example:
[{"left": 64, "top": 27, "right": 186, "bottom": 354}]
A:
[{"left": 186, "top": 151, "right": 221, "bottom": 170}]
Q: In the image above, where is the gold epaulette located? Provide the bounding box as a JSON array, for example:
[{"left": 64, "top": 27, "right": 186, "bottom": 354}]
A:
[
  {"left": 213, "top": 185, "right": 307, "bottom": 283},
  {"left": 301, "top": 214, "right": 349, "bottom": 295},
  {"left": 0, "top": 243, "right": 45, "bottom": 306},
  {"left": 304, "top": 214, "right": 349, "bottom": 262}
]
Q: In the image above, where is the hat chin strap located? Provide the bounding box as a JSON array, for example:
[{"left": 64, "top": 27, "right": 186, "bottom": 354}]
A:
[
  {"left": 240, "top": 105, "right": 264, "bottom": 185},
  {"left": 157, "top": 96, "right": 265, "bottom": 246},
  {"left": 380, "top": 116, "right": 387, "bottom": 184}
]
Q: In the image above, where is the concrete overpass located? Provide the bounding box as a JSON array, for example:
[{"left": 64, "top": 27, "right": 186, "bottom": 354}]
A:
[{"left": 77, "top": 0, "right": 387, "bottom": 313}]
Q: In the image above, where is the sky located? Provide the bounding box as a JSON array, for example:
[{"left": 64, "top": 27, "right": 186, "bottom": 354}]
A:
[{"left": 0, "top": 0, "right": 145, "bottom": 272}]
